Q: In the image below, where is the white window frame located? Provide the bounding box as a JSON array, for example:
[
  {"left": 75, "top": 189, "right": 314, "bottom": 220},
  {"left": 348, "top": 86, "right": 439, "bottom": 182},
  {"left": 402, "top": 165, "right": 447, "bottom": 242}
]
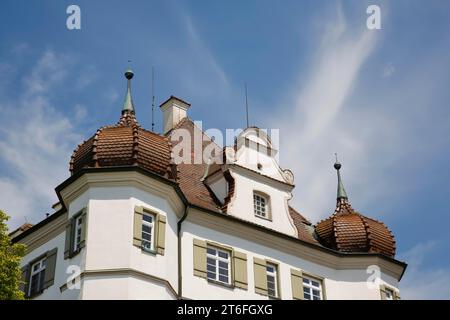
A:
[
  {"left": 385, "top": 288, "right": 394, "bottom": 300},
  {"left": 253, "top": 192, "right": 269, "bottom": 219},
  {"left": 29, "top": 257, "right": 46, "bottom": 296},
  {"left": 206, "top": 246, "right": 231, "bottom": 285},
  {"left": 73, "top": 215, "right": 83, "bottom": 252},
  {"left": 266, "top": 263, "right": 278, "bottom": 298},
  {"left": 303, "top": 276, "right": 323, "bottom": 300},
  {"left": 141, "top": 213, "right": 155, "bottom": 251}
]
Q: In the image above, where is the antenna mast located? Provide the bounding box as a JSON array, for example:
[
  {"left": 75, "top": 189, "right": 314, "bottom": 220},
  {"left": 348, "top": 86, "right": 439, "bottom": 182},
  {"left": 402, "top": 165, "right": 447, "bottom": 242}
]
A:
[
  {"left": 151, "top": 66, "right": 155, "bottom": 131},
  {"left": 245, "top": 83, "right": 249, "bottom": 128}
]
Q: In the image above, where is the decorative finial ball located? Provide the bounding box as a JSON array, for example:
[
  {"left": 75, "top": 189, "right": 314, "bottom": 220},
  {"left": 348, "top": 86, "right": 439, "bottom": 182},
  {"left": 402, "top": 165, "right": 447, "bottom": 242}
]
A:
[
  {"left": 125, "top": 69, "right": 134, "bottom": 80},
  {"left": 334, "top": 162, "right": 342, "bottom": 170}
]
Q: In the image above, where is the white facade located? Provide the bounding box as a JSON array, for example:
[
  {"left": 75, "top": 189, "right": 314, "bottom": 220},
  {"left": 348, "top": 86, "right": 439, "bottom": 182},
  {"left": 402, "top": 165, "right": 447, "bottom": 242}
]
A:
[{"left": 16, "top": 168, "right": 404, "bottom": 300}]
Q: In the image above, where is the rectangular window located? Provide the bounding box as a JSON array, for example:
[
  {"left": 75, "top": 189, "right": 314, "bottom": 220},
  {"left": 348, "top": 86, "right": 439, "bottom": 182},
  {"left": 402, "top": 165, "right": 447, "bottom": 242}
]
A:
[
  {"left": 29, "top": 257, "right": 46, "bottom": 297},
  {"left": 73, "top": 215, "right": 83, "bottom": 252},
  {"left": 266, "top": 263, "right": 278, "bottom": 298},
  {"left": 303, "top": 276, "right": 323, "bottom": 300},
  {"left": 385, "top": 288, "right": 394, "bottom": 300},
  {"left": 141, "top": 213, "right": 155, "bottom": 251},
  {"left": 253, "top": 193, "right": 268, "bottom": 218},
  {"left": 206, "top": 246, "right": 230, "bottom": 284}
]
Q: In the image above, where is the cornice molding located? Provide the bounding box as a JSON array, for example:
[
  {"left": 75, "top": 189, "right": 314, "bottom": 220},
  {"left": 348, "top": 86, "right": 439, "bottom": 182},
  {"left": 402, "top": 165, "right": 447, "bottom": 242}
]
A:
[
  {"left": 20, "top": 212, "right": 68, "bottom": 253},
  {"left": 187, "top": 208, "right": 406, "bottom": 280},
  {"left": 59, "top": 170, "right": 185, "bottom": 218},
  {"left": 59, "top": 268, "right": 178, "bottom": 298}
]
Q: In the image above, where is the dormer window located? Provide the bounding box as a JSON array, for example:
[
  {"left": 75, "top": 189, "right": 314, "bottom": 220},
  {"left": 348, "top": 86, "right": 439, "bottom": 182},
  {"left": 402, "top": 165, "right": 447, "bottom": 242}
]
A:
[{"left": 253, "top": 192, "right": 270, "bottom": 219}]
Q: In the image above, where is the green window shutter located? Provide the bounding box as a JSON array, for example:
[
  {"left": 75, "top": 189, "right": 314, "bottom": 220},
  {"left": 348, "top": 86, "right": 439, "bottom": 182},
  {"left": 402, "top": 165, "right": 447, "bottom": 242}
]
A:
[
  {"left": 64, "top": 219, "right": 74, "bottom": 259},
  {"left": 133, "top": 206, "right": 143, "bottom": 247},
  {"left": 20, "top": 265, "right": 30, "bottom": 297},
  {"left": 193, "top": 239, "right": 207, "bottom": 278},
  {"left": 44, "top": 248, "right": 58, "bottom": 289},
  {"left": 380, "top": 285, "right": 387, "bottom": 300},
  {"left": 79, "top": 209, "right": 87, "bottom": 249},
  {"left": 233, "top": 251, "right": 248, "bottom": 290},
  {"left": 253, "top": 257, "right": 267, "bottom": 296},
  {"left": 156, "top": 214, "right": 166, "bottom": 255},
  {"left": 291, "top": 268, "right": 304, "bottom": 300}
]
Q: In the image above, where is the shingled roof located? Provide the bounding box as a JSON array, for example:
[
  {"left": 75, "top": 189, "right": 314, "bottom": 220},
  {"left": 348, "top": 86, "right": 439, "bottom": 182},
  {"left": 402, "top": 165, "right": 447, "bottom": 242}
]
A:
[
  {"left": 168, "top": 117, "right": 223, "bottom": 212},
  {"left": 315, "top": 198, "right": 396, "bottom": 257},
  {"left": 70, "top": 112, "right": 175, "bottom": 180}
]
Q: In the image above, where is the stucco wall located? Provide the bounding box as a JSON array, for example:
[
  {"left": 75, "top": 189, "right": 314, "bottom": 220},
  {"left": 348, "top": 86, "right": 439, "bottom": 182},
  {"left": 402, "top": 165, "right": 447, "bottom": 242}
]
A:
[
  {"left": 226, "top": 170, "right": 297, "bottom": 237},
  {"left": 181, "top": 221, "right": 398, "bottom": 300}
]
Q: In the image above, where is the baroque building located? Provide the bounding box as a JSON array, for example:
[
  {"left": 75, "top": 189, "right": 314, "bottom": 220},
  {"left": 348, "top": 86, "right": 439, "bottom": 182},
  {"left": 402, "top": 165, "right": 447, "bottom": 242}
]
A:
[{"left": 11, "top": 69, "right": 406, "bottom": 300}]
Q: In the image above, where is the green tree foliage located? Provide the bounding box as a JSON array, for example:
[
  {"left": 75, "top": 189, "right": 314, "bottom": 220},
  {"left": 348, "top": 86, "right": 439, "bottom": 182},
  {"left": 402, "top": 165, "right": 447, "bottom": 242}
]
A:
[{"left": 0, "top": 210, "right": 26, "bottom": 300}]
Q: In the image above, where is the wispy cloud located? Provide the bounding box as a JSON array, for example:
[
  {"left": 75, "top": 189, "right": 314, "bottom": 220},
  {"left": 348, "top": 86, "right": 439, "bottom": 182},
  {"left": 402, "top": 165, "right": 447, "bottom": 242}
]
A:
[
  {"left": 399, "top": 241, "right": 450, "bottom": 299},
  {"left": 74, "top": 104, "right": 87, "bottom": 121},
  {"left": 183, "top": 16, "right": 229, "bottom": 89},
  {"left": 0, "top": 49, "right": 81, "bottom": 229},
  {"left": 272, "top": 3, "right": 450, "bottom": 224},
  {"left": 272, "top": 4, "right": 379, "bottom": 220},
  {"left": 76, "top": 65, "right": 98, "bottom": 90},
  {"left": 156, "top": 4, "right": 231, "bottom": 103}
]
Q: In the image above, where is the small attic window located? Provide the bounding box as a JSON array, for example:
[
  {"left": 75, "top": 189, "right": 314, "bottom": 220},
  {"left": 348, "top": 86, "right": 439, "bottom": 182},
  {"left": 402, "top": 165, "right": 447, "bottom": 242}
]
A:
[{"left": 253, "top": 192, "right": 270, "bottom": 219}]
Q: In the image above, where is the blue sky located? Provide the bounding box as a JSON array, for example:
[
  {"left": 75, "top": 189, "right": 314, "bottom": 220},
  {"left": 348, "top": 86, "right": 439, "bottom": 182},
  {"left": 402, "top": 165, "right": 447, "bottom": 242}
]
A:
[{"left": 1, "top": 0, "right": 450, "bottom": 299}]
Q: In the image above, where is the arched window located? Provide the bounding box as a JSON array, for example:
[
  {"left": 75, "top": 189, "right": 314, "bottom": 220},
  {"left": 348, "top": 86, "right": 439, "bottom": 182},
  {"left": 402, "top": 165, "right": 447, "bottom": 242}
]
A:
[{"left": 253, "top": 192, "right": 270, "bottom": 219}]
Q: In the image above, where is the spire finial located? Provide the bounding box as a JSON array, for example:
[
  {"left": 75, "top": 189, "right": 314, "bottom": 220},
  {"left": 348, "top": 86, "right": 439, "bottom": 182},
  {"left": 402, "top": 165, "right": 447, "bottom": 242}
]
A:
[
  {"left": 122, "top": 63, "right": 135, "bottom": 115},
  {"left": 334, "top": 153, "right": 348, "bottom": 200},
  {"left": 245, "top": 83, "right": 249, "bottom": 128}
]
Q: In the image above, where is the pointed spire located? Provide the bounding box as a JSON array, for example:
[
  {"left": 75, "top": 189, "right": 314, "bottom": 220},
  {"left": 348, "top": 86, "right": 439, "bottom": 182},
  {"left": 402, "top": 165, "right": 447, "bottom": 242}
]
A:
[
  {"left": 122, "top": 68, "right": 135, "bottom": 115},
  {"left": 334, "top": 153, "right": 348, "bottom": 201}
]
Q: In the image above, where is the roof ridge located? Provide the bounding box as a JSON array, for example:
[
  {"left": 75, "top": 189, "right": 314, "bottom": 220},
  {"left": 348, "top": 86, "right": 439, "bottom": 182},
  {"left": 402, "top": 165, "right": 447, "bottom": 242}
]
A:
[
  {"left": 92, "top": 127, "right": 103, "bottom": 168},
  {"left": 288, "top": 206, "right": 312, "bottom": 225},
  {"left": 132, "top": 125, "right": 139, "bottom": 165}
]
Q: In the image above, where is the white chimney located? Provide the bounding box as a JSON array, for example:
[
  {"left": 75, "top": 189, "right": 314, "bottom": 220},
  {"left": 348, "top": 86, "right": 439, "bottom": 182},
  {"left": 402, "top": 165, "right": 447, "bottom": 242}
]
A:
[{"left": 160, "top": 95, "right": 191, "bottom": 134}]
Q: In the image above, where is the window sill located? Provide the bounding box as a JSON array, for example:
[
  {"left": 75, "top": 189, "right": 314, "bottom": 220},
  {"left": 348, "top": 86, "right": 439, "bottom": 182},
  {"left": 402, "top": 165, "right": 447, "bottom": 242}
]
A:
[
  {"left": 66, "top": 247, "right": 83, "bottom": 260},
  {"left": 141, "top": 246, "right": 157, "bottom": 255},
  {"left": 27, "top": 289, "right": 44, "bottom": 299},
  {"left": 207, "top": 279, "right": 235, "bottom": 289},
  {"left": 255, "top": 215, "right": 272, "bottom": 222}
]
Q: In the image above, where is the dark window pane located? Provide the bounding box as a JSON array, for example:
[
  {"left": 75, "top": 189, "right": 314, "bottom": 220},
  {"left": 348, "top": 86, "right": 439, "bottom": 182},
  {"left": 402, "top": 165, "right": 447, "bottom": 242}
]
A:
[
  {"left": 207, "top": 272, "right": 215, "bottom": 280},
  {"left": 219, "top": 268, "right": 228, "bottom": 276},
  {"left": 207, "top": 248, "right": 216, "bottom": 255},
  {"left": 218, "top": 261, "right": 228, "bottom": 268},
  {"left": 219, "top": 275, "right": 228, "bottom": 283},
  {"left": 207, "top": 264, "right": 216, "bottom": 272},
  {"left": 218, "top": 251, "right": 228, "bottom": 259},
  {"left": 142, "top": 225, "right": 151, "bottom": 233},
  {"left": 142, "top": 232, "right": 151, "bottom": 241},
  {"left": 143, "top": 215, "right": 153, "bottom": 223}
]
